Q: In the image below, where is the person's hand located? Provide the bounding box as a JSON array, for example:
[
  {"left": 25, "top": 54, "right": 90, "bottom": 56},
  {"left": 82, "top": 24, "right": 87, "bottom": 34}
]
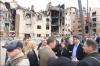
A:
[{"left": 72, "top": 57, "right": 79, "bottom": 64}]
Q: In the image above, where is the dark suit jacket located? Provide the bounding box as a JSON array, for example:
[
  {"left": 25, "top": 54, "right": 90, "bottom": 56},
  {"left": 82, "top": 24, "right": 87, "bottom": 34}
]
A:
[
  {"left": 58, "top": 45, "right": 70, "bottom": 58},
  {"left": 52, "top": 40, "right": 60, "bottom": 56},
  {"left": 67, "top": 44, "right": 74, "bottom": 58},
  {"left": 78, "top": 52, "right": 100, "bottom": 66},
  {"left": 71, "top": 44, "right": 85, "bottom": 60},
  {"left": 27, "top": 49, "right": 39, "bottom": 66}
]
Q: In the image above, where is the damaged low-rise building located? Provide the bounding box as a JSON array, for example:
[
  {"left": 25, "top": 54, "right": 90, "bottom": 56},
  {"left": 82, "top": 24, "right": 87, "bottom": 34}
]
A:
[{"left": 15, "top": 5, "right": 51, "bottom": 39}]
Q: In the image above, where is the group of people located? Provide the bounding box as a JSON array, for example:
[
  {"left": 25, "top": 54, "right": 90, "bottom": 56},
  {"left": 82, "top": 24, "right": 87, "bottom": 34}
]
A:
[{"left": 2, "top": 35, "right": 100, "bottom": 66}]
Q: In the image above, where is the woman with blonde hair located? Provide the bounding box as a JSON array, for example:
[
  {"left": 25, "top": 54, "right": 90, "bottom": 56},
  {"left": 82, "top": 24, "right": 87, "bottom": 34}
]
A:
[
  {"left": 27, "top": 40, "right": 39, "bottom": 66},
  {"left": 27, "top": 40, "right": 36, "bottom": 51}
]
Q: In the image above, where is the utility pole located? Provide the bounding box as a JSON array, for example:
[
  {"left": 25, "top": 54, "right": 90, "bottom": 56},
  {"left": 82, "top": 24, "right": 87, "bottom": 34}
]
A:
[
  {"left": 87, "top": 0, "right": 88, "bottom": 17},
  {"left": 87, "top": 0, "right": 91, "bottom": 37},
  {"left": 87, "top": 0, "right": 92, "bottom": 37},
  {"left": 87, "top": 0, "right": 89, "bottom": 36},
  {"left": 78, "top": 0, "right": 85, "bottom": 37}
]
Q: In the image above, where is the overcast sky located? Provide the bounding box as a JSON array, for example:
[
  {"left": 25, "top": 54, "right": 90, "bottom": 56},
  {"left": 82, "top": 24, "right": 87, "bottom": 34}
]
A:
[{"left": 2, "top": 0, "right": 100, "bottom": 11}]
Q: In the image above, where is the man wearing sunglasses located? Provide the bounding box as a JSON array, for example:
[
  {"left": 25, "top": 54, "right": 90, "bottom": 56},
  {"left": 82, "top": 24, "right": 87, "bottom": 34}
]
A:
[{"left": 2, "top": 40, "right": 30, "bottom": 66}]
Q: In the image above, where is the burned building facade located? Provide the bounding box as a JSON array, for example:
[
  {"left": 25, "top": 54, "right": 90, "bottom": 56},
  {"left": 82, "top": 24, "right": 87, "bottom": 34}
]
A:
[
  {"left": 47, "top": 3, "right": 65, "bottom": 37},
  {"left": 0, "top": 0, "right": 17, "bottom": 37}
]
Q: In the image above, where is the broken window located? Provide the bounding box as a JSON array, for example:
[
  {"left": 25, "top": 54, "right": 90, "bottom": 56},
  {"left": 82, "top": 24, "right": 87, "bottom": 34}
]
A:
[
  {"left": 78, "top": 26, "right": 81, "bottom": 28},
  {"left": 11, "top": 9, "right": 16, "bottom": 20},
  {"left": 37, "top": 34, "right": 41, "bottom": 37},
  {"left": 46, "top": 18, "right": 49, "bottom": 22},
  {"left": 52, "top": 18, "right": 59, "bottom": 25},
  {"left": 51, "top": 10, "right": 59, "bottom": 17},
  {"left": 37, "top": 25, "right": 41, "bottom": 29},
  {"left": 78, "top": 30, "right": 82, "bottom": 32},
  {"left": 92, "top": 12, "right": 96, "bottom": 16},
  {"left": 5, "top": 23, "right": 9, "bottom": 31},
  {"left": 26, "top": 13, "right": 31, "bottom": 18},
  {"left": 46, "top": 34, "right": 49, "bottom": 37},
  {"left": 85, "top": 26, "right": 89, "bottom": 33},
  {"left": 68, "top": 29, "right": 71, "bottom": 32},
  {"left": 46, "top": 25, "right": 49, "bottom": 30},
  {"left": 24, "top": 34, "right": 31, "bottom": 38},
  {"left": 62, "top": 29, "right": 64, "bottom": 31},
  {"left": 93, "top": 29, "right": 96, "bottom": 32},
  {"left": 92, "top": 18, "right": 96, "bottom": 22},
  {"left": 93, "top": 23, "right": 96, "bottom": 27},
  {"left": 37, "top": 14, "right": 42, "bottom": 20},
  {"left": 51, "top": 26, "right": 59, "bottom": 32}
]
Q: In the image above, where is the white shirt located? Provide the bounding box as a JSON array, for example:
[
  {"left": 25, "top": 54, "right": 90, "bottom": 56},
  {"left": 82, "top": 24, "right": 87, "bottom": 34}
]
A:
[{"left": 72, "top": 44, "right": 79, "bottom": 59}]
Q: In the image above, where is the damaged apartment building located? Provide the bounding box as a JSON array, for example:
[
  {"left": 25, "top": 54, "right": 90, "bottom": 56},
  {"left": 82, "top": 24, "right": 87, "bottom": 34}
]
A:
[
  {"left": 1, "top": 0, "right": 96, "bottom": 38},
  {"left": 15, "top": 2, "right": 66, "bottom": 38},
  {"left": 0, "top": 0, "right": 51, "bottom": 38},
  {"left": 47, "top": 2, "right": 65, "bottom": 37},
  {"left": 15, "top": 5, "right": 51, "bottom": 39},
  {"left": 0, "top": 0, "right": 18, "bottom": 37},
  {"left": 0, "top": 1, "right": 72, "bottom": 38}
]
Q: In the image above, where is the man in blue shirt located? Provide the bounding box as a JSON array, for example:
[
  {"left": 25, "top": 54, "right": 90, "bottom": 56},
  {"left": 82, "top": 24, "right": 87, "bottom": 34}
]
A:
[{"left": 71, "top": 35, "right": 85, "bottom": 63}]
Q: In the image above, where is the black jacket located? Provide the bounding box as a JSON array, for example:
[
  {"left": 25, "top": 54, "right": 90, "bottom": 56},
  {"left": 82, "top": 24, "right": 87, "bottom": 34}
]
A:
[
  {"left": 67, "top": 44, "right": 74, "bottom": 58},
  {"left": 27, "top": 49, "right": 39, "bottom": 66},
  {"left": 58, "top": 45, "right": 70, "bottom": 58},
  {"left": 52, "top": 40, "right": 61, "bottom": 56},
  {"left": 78, "top": 52, "right": 100, "bottom": 66}
]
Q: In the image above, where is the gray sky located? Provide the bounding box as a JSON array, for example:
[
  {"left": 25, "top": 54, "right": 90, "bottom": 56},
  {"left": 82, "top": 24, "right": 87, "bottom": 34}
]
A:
[{"left": 2, "top": 0, "right": 100, "bottom": 11}]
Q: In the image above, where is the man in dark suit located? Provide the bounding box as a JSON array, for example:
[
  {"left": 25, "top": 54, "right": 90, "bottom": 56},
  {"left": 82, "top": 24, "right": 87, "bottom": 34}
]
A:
[
  {"left": 78, "top": 39, "right": 100, "bottom": 66},
  {"left": 71, "top": 35, "right": 85, "bottom": 63}
]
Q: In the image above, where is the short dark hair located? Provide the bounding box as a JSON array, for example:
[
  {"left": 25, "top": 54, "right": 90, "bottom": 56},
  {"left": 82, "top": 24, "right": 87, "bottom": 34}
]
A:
[
  {"left": 86, "top": 39, "right": 98, "bottom": 50},
  {"left": 23, "top": 37, "right": 29, "bottom": 41},
  {"left": 73, "top": 35, "right": 81, "bottom": 40},
  {"left": 47, "top": 36, "right": 56, "bottom": 45}
]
